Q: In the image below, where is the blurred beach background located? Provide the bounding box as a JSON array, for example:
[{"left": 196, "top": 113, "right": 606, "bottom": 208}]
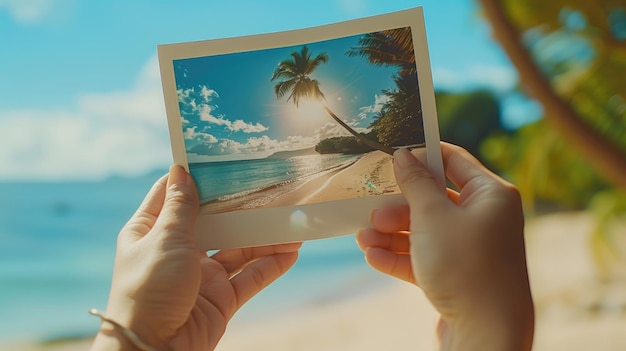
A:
[{"left": 1, "top": 0, "right": 625, "bottom": 350}]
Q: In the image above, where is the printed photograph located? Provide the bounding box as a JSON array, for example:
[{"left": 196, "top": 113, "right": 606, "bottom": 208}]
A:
[{"left": 172, "top": 27, "right": 425, "bottom": 214}]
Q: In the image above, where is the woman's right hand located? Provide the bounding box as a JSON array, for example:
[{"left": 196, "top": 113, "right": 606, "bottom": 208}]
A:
[{"left": 357, "top": 143, "right": 534, "bottom": 351}]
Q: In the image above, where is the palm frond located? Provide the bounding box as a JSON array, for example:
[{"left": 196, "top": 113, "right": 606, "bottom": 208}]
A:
[
  {"left": 273, "top": 79, "right": 297, "bottom": 99},
  {"left": 347, "top": 27, "right": 416, "bottom": 75},
  {"left": 271, "top": 45, "right": 327, "bottom": 104}
]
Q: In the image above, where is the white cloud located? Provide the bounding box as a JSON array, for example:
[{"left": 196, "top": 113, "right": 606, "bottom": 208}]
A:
[
  {"left": 198, "top": 103, "right": 269, "bottom": 133},
  {"left": 200, "top": 86, "right": 218, "bottom": 103},
  {"left": 201, "top": 134, "right": 218, "bottom": 143},
  {"left": 286, "top": 135, "right": 316, "bottom": 148},
  {"left": 209, "top": 139, "right": 242, "bottom": 154},
  {"left": 314, "top": 122, "right": 353, "bottom": 141},
  {"left": 184, "top": 126, "right": 218, "bottom": 143},
  {"left": 77, "top": 57, "right": 165, "bottom": 128},
  {"left": 432, "top": 65, "right": 517, "bottom": 93},
  {"left": 242, "top": 134, "right": 315, "bottom": 153},
  {"left": 0, "top": 56, "right": 172, "bottom": 181},
  {"left": 179, "top": 85, "right": 269, "bottom": 134},
  {"left": 178, "top": 87, "right": 195, "bottom": 102},
  {"left": 358, "top": 94, "right": 390, "bottom": 120},
  {"left": 183, "top": 126, "right": 197, "bottom": 140},
  {"left": 187, "top": 133, "right": 319, "bottom": 163},
  {"left": 231, "top": 119, "right": 269, "bottom": 133},
  {"left": 0, "top": 0, "right": 71, "bottom": 24}
]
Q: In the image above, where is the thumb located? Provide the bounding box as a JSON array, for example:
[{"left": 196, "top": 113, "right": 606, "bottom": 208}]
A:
[
  {"left": 152, "top": 165, "right": 199, "bottom": 238},
  {"left": 393, "top": 148, "right": 447, "bottom": 213}
]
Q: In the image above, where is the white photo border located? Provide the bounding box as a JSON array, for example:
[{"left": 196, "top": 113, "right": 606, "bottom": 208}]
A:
[{"left": 158, "top": 6, "right": 444, "bottom": 250}]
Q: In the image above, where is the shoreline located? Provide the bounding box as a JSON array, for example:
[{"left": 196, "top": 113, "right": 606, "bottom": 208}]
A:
[
  {"left": 4, "top": 211, "right": 626, "bottom": 350},
  {"left": 267, "top": 150, "right": 397, "bottom": 208},
  {"left": 199, "top": 151, "right": 398, "bottom": 214},
  {"left": 2, "top": 278, "right": 438, "bottom": 351}
]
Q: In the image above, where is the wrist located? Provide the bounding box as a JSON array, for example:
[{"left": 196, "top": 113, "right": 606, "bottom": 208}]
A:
[
  {"left": 441, "top": 315, "right": 533, "bottom": 351},
  {"left": 91, "top": 324, "right": 140, "bottom": 351},
  {"left": 105, "top": 298, "right": 172, "bottom": 350},
  {"left": 438, "top": 294, "right": 534, "bottom": 351},
  {"left": 89, "top": 309, "right": 171, "bottom": 351}
]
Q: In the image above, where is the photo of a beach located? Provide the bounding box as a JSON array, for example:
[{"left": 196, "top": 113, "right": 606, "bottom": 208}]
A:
[{"left": 172, "top": 27, "right": 425, "bottom": 214}]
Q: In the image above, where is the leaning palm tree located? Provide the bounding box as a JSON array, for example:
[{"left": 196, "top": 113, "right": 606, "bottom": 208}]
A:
[{"left": 271, "top": 45, "right": 395, "bottom": 155}]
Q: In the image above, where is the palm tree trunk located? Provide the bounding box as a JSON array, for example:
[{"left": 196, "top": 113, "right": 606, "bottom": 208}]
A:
[
  {"left": 479, "top": 0, "right": 626, "bottom": 189},
  {"left": 323, "top": 106, "right": 396, "bottom": 155}
]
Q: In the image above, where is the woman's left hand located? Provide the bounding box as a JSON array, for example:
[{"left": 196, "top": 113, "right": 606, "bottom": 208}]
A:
[{"left": 91, "top": 165, "right": 301, "bottom": 351}]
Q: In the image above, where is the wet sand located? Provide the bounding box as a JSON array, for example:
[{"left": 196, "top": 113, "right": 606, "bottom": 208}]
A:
[
  {"left": 267, "top": 150, "right": 398, "bottom": 208},
  {"left": 200, "top": 151, "right": 399, "bottom": 214}
]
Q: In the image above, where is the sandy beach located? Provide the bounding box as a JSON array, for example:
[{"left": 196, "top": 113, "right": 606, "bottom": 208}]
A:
[
  {"left": 214, "top": 211, "right": 626, "bottom": 351},
  {"left": 7, "top": 210, "right": 626, "bottom": 351},
  {"left": 268, "top": 150, "right": 397, "bottom": 208},
  {"left": 200, "top": 151, "right": 398, "bottom": 214}
]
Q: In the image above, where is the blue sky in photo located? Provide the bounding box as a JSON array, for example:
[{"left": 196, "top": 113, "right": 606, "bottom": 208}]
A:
[
  {"left": 0, "top": 0, "right": 541, "bottom": 180},
  {"left": 173, "top": 33, "right": 401, "bottom": 162}
]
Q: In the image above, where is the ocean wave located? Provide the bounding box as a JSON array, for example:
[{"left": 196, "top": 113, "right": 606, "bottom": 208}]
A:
[
  {"left": 216, "top": 178, "right": 298, "bottom": 202},
  {"left": 200, "top": 155, "right": 362, "bottom": 213}
]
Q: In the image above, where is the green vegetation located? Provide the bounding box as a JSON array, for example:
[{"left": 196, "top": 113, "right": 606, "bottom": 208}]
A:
[
  {"left": 479, "top": 0, "right": 626, "bottom": 189},
  {"left": 313, "top": 89, "right": 503, "bottom": 157},
  {"left": 369, "top": 73, "right": 424, "bottom": 147},
  {"left": 476, "top": 0, "right": 626, "bottom": 274},
  {"left": 436, "top": 89, "right": 504, "bottom": 164},
  {"left": 273, "top": 2, "right": 626, "bottom": 269},
  {"left": 272, "top": 27, "right": 426, "bottom": 155},
  {"left": 315, "top": 136, "right": 374, "bottom": 154},
  {"left": 348, "top": 27, "right": 425, "bottom": 147}
]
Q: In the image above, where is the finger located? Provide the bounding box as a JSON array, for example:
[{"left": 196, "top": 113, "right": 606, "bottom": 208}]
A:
[
  {"left": 197, "top": 256, "right": 235, "bottom": 319},
  {"left": 211, "top": 242, "right": 303, "bottom": 276},
  {"left": 230, "top": 251, "right": 299, "bottom": 309},
  {"left": 447, "top": 188, "right": 460, "bottom": 204},
  {"left": 364, "top": 247, "right": 415, "bottom": 284},
  {"left": 356, "top": 228, "right": 410, "bottom": 253},
  {"left": 150, "top": 165, "right": 199, "bottom": 240},
  {"left": 440, "top": 142, "right": 502, "bottom": 191},
  {"left": 120, "top": 173, "right": 168, "bottom": 242},
  {"left": 393, "top": 148, "right": 448, "bottom": 213},
  {"left": 370, "top": 204, "right": 410, "bottom": 233},
  {"left": 440, "top": 143, "right": 519, "bottom": 207}
]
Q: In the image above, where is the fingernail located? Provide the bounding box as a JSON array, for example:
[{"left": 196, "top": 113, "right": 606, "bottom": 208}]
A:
[
  {"left": 369, "top": 209, "right": 377, "bottom": 223},
  {"left": 355, "top": 230, "right": 365, "bottom": 250},
  {"left": 394, "top": 148, "right": 417, "bottom": 168}
]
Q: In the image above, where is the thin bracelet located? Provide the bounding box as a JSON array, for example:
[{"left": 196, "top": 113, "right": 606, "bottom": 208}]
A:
[{"left": 89, "top": 309, "right": 171, "bottom": 351}]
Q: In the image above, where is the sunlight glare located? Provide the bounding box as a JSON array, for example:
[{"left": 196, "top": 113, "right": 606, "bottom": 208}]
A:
[{"left": 292, "top": 100, "right": 326, "bottom": 120}]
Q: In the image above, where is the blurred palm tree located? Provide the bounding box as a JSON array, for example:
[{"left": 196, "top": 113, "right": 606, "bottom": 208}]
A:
[
  {"left": 271, "top": 45, "right": 395, "bottom": 155},
  {"left": 478, "top": 0, "right": 626, "bottom": 189},
  {"left": 477, "top": 0, "right": 626, "bottom": 278}
]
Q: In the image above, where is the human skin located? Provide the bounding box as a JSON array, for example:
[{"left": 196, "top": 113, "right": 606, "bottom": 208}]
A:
[
  {"left": 90, "top": 165, "right": 302, "bottom": 351},
  {"left": 357, "top": 143, "right": 534, "bottom": 351}
]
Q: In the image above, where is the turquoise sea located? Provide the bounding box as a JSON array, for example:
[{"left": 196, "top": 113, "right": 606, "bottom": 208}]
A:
[
  {"left": 0, "top": 169, "right": 388, "bottom": 344},
  {"left": 190, "top": 153, "right": 359, "bottom": 206}
]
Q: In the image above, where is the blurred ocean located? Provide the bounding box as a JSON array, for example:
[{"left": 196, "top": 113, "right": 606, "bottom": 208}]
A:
[{"left": 0, "top": 171, "right": 387, "bottom": 344}]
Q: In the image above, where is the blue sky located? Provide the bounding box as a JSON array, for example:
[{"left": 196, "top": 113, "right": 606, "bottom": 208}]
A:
[
  {"left": 174, "top": 33, "right": 405, "bottom": 163},
  {"left": 0, "top": 0, "right": 539, "bottom": 180}
]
